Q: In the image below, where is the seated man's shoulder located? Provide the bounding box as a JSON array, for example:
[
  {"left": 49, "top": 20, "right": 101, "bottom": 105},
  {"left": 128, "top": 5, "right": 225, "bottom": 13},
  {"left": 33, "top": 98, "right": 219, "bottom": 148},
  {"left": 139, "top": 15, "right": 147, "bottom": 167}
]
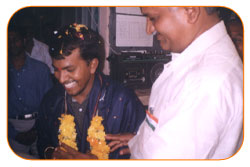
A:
[{"left": 29, "top": 57, "right": 50, "bottom": 71}]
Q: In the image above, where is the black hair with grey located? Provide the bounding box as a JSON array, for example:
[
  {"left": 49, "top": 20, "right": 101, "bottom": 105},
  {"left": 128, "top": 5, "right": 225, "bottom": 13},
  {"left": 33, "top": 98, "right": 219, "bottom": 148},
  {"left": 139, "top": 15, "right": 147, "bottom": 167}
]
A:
[
  {"left": 204, "top": 7, "right": 218, "bottom": 15},
  {"left": 49, "top": 24, "right": 103, "bottom": 67}
]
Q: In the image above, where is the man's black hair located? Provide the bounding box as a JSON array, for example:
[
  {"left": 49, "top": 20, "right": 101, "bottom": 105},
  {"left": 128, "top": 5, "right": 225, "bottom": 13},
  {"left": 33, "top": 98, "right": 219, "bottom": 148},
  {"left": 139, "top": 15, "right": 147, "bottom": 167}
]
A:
[{"left": 49, "top": 24, "right": 104, "bottom": 69}]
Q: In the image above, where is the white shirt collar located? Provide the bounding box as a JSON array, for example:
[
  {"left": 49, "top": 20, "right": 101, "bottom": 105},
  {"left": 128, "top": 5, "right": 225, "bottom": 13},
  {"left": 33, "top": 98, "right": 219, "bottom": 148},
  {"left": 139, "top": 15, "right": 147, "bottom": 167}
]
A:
[{"left": 169, "top": 21, "right": 227, "bottom": 70}]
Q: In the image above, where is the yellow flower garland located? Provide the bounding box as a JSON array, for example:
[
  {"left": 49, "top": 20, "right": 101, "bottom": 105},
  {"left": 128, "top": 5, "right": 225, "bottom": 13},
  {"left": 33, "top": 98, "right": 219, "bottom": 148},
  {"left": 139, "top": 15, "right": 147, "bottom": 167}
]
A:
[
  {"left": 58, "top": 114, "right": 78, "bottom": 151},
  {"left": 87, "top": 116, "right": 110, "bottom": 159},
  {"left": 58, "top": 113, "right": 110, "bottom": 159}
]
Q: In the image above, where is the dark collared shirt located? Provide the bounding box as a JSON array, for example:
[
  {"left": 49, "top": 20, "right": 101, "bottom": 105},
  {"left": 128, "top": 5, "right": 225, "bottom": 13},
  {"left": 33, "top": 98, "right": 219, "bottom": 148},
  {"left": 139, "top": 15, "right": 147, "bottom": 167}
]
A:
[
  {"left": 37, "top": 73, "right": 146, "bottom": 159},
  {"left": 8, "top": 55, "right": 53, "bottom": 138},
  {"left": 67, "top": 94, "right": 89, "bottom": 138}
]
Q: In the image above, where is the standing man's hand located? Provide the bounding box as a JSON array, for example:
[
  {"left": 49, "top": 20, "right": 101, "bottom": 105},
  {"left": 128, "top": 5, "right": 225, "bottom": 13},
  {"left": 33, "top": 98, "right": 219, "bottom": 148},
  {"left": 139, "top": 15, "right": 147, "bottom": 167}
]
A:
[
  {"left": 52, "top": 143, "right": 97, "bottom": 159},
  {"left": 105, "top": 133, "right": 135, "bottom": 155}
]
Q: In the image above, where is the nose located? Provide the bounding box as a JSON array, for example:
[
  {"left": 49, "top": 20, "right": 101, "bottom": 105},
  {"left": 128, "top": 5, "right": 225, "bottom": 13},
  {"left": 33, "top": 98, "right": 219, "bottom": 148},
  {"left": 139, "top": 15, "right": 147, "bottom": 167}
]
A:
[
  {"left": 55, "top": 70, "right": 68, "bottom": 84},
  {"left": 146, "top": 18, "right": 156, "bottom": 35}
]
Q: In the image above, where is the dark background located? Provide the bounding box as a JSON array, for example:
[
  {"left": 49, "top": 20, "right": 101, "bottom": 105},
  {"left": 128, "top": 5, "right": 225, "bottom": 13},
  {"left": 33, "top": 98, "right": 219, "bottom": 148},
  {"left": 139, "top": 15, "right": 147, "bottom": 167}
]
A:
[
  {"left": 8, "top": 7, "right": 242, "bottom": 89},
  {"left": 9, "top": 7, "right": 241, "bottom": 48}
]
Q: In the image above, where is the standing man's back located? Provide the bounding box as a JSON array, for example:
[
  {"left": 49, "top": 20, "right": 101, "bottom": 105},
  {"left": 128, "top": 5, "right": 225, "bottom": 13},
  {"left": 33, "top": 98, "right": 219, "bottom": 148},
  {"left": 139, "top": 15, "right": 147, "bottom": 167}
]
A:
[{"left": 8, "top": 26, "right": 53, "bottom": 158}]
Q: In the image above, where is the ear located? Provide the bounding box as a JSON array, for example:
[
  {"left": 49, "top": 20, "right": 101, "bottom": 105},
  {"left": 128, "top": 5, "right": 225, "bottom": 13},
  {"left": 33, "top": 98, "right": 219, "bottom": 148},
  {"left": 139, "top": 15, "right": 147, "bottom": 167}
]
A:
[
  {"left": 89, "top": 58, "right": 99, "bottom": 74},
  {"left": 184, "top": 7, "right": 200, "bottom": 24}
]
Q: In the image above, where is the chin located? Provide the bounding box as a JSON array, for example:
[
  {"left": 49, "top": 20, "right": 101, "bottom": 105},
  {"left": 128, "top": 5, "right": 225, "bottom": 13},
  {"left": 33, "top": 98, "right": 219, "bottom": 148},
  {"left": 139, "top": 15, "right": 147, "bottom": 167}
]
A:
[
  {"left": 69, "top": 91, "right": 80, "bottom": 97},
  {"left": 160, "top": 42, "right": 169, "bottom": 51},
  {"left": 160, "top": 45, "right": 170, "bottom": 51},
  {"left": 65, "top": 88, "right": 77, "bottom": 96},
  {"left": 68, "top": 88, "right": 86, "bottom": 97}
]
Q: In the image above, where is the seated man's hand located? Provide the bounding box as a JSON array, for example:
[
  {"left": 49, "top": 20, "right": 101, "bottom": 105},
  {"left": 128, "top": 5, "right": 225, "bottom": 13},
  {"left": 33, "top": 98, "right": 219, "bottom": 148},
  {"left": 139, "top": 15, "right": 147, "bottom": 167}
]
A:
[
  {"left": 52, "top": 143, "right": 97, "bottom": 159},
  {"left": 15, "top": 128, "right": 37, "bottom": 146},
  {"left": 105, "top": 133, "right": 135, "bottom": 155}
]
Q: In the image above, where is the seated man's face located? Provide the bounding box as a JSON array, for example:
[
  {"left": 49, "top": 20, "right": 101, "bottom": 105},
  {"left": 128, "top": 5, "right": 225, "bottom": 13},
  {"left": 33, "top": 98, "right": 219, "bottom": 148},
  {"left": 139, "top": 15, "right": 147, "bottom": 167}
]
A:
[
  {"left": 52, "top": 48, "right": 97, "bottom": 101},
  {"left": 8, "top": 31, "right": 25, "bottom": 57}
]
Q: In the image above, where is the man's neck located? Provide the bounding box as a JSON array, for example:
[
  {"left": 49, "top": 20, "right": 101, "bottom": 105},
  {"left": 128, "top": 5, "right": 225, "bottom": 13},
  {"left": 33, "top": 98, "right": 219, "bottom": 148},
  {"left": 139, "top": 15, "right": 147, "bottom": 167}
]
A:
[
  {"left": 71, "top": 74, "right": 95, "bottom": 104},
  {"left": 73, "top": 92, "right": 90, "bottom": 104},
  {"left": 11, "top": 53, "right": 26, "bottom": 70}
]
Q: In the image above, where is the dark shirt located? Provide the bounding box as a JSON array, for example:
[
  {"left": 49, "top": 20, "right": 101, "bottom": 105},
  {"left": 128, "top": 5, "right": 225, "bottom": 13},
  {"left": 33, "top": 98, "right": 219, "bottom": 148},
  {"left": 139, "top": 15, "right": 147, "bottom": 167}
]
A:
[
  {"left": 8, "top": 55, "right": 53, "bottom": 139},
  {"left": 37, "top": 73, "right": 146, "bottom": 159},
  {"left": 67, "top": 94, "right": 89, "bottom": 138}
]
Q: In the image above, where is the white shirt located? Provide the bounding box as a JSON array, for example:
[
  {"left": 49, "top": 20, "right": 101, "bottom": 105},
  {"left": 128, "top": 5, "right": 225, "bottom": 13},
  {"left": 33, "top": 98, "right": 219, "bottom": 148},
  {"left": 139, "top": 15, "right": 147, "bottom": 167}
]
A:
[
  {"left": 128, "top": 21, "right": 243, "bottom": 159},
  {"left": 26, "top": 38, "right": 54, "bottom": 73}
]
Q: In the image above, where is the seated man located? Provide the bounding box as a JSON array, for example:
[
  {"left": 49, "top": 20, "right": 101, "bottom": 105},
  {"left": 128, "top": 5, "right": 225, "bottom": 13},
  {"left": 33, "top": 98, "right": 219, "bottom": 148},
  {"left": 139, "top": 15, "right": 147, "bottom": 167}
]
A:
[
  {"left": 36, "top": 23, "right": 146, "bottom": 159},
  {"left": 8, "top": 26, "right": 53, "bottom": 159}
]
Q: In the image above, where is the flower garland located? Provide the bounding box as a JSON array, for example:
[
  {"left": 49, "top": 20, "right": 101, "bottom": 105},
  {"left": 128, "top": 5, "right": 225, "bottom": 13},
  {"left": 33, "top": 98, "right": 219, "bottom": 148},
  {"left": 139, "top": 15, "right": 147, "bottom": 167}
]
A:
[
  {"left": 58, "top": 114, "right": 78, "bottom": 151},
  {"left": 87, "top": 115, "right": 110, "bottom": 159},
  {"left": 58, "top": 85, "right": 109, "bottom": 159}
]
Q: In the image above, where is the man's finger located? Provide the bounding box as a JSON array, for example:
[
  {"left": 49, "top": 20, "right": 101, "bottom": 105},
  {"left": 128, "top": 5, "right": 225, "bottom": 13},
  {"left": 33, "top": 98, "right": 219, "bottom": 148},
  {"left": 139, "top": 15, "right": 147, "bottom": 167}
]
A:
[
  {"left": 120, "top": 148, "right": 130, "bottom": 155},
  {"left": 110, "top": 141, "right": 128, "bottom": 152},
  {"left": 110, "top": 143, "right": 124, "bottom": 152},
  {"left": 61, "top": 143, "right": 83, "bottom": 157},
  {"left": 106, "top": 133, "right": 135, "bottom": 142},
  {"left": 105, "top": 134, "right": 120, "bottom": 140},
  {"left": 108, "top": 140, "right": 120, "bottom": 147},
  {"left": 53, "top": 147, "right": 67, "bottom": 159},
  {"left": 60, "top": 143, "right": 75, "bottom": 152}
]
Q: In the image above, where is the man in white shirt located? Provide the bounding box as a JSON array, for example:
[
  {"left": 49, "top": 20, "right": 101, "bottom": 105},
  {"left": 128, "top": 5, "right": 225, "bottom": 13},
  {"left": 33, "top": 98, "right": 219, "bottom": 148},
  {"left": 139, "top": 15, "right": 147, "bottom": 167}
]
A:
[
  {"left": 11, "top": 11, "right": 54, "bottom": 73},
  {"left": 24, "top": 27, "right": 54, "bottom": 73},
  {"left": 106, "top": 7, "right": 243, "bottom": 159}
]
